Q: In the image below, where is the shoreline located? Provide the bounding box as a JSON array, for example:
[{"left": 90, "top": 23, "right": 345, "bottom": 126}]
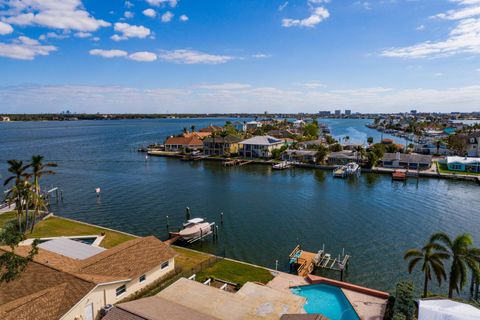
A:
[{"left": 147, "top": 152, "right": 480, "bottom": 184}]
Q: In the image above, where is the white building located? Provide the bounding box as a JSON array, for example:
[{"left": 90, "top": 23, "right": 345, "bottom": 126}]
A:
[{"left": 239, "top": 136, "right": 284, "bottom": 158}]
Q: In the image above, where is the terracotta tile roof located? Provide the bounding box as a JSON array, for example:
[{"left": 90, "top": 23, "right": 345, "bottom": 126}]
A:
[
  {"left": 183, "top": 132, "right": 212, "bottom": 139},
  {"left": 165, "top": 136, "right": 203, "bottom": 146},
  {"left": 78, "top": 236, "right": 177, "bottom": 279},
  {"left": 199, "top": 125, "right": 223, "bottom": 133}
]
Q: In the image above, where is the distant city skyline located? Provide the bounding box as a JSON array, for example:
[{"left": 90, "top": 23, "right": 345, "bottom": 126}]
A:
[{"left": 1, "top": 0, "right": 480, "bottom": 113}]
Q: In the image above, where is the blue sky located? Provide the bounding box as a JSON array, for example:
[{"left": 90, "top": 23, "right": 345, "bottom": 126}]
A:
[{"left": 0, "top": 0, "right": 480, "bottom": 114}]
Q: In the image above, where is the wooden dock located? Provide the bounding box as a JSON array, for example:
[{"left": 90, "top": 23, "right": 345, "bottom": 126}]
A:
[
  {"left": 289, "top": 244, "right": 350, "bottom": 278},
  {"left": 223, "top": 159, "right": 253, "bottom": 167}
]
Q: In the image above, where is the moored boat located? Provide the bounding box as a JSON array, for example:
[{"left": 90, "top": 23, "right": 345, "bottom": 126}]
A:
[
  {"left": 273, "top": 161, "right": 293, "bottom": 170},
  {"left": 170, "top": 218, "right": 212, "bottom": 241}
]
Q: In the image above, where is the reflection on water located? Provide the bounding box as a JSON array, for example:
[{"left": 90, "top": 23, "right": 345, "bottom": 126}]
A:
[{"left": 1, "top": 119, "right": 479, "bottom": 294}]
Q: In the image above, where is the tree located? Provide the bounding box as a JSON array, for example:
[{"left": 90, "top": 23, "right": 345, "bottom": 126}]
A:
[
  {"left": 367, "top": 136, "right": 374, "bottom": 144},
  {"left": 3, "top": 160, "right": 29, "bottom": 233},
  {"left": 0, "top": 221, "right": 38, "bottom": 283},
  {"left": 315, "top": 145, "right": 328, "bottom": 164},
  {"left": 430, "top": 232, "right": 480, "bottom": 298},
  {"left": 329, "top": 143, "right": 342, "bottom": 152},
  {"left": 404, "top": 243, "right": 448, "bottom": 297},
  {"left": 325, "top": 135, "right": 336, "bottom": 145},
  {"left": 393, "top": 281, "right": 415, "bottom": 320},
  {"left": 191, "top": 125, "right": 196, "bottom": 132},
  {"left": 27, "top": 155, "right": 56, "bottom": 233},
  {"left": 447, "top": 135, "right": 467, "bottom": 156}
]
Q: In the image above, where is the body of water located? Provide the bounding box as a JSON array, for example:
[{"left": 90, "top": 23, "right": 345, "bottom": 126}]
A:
[{"left": 1, "top": 118, "right": 479, "bottom": 294}]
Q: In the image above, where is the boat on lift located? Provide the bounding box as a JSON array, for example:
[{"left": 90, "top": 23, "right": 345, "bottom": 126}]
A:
[
  {"left": 170, "top": 218, "right": 212, "bottom": 241},
  {"left": 272, "top": 161, "right": 293, "bottom": 170},
  {"left": 333, "top": 162, "right": 360, "bottom": 178}
]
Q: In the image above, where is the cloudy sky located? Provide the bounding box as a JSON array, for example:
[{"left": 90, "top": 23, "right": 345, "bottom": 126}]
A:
[{"left": 0, "top": 0, "right": 479, "bottom": 114}]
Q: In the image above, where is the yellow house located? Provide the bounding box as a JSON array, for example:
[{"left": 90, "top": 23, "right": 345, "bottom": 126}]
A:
[{"left": 0, "top": 236, "right": 176, "bottom": 320}]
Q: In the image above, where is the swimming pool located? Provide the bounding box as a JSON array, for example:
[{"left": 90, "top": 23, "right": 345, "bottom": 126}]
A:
[{"left": 291, "top": 284, "right": 360, "bottom": 320}]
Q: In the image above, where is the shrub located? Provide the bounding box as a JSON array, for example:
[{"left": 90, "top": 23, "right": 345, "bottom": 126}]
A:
[{"left": 393, "top": 281, "right": 415, "bottom": 320}]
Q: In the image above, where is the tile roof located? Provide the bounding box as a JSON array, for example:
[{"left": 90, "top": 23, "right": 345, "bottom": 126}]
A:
[
  {"left": 382, "top": 153, "right": 432, "bottom": 164},
  {"left": 103, "top": 296, "right": 219, "bottom": 320},
  {"left": 165, "top": 136, "right": 203, "bottom": 146},
  {"left": 239, "top": 135, "right": 283, "bottom": 146},
  {"left": 0, "top": 236, "right": 176, "bottom": 320},
  {"left": 0, "top": 257, "right": 95, "bottom": 320},
  {"left": 78, "top": 236, "right": 177, "bottom": 279},
  {"left": 183, "top": 132, "right": 212, "bottom": 138},
  {"left": 199, "top": 125, "right": 223, "bottom": 133},
  {"left": 203, "top": 135, "right": 243, "bottom": 144}
]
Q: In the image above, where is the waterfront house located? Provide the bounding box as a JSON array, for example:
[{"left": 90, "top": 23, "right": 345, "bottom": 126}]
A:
[
  {"left": 381, "top": 152, "right": 432, "bottom": 170},
  {"left": 292, "top": 119, "right": 305, "bottom": 128},
  {"left": 267, "top": 129, "right": 296, "bottom": 139},
  {"left": 165, "top": 136, "right": 204, "bottom": 152},
  {"left": 282, "top": 150, "right": 317, "bottom": 164},
  {"left": 239, "top": 136, "right": 284, "bottom": 158},
  {"left": 446, "top": 156, "right": 480, "bottom": 173},
  {"left": 245, "top": 121, "right": 262, "bottom": 130},
  {"left": 183, "top": 131, "right": 212, "bottom": 139},
  {"left": 414, "top": 141, "right": 451, "bottom": 155},
  {"left": 327, "top": 150, "right": 360, "bottom": 165},
  {"left": 203, "top": 135, "right": 243, "bottom": 156},
  {"left": 0, "top": 116, "right": 10, "bottom": 122},
  {"left": 0, "top": 236, "right": 176, "bottom": 320},
  {"left": 466, "top": 131, "right": 480, "bottom": 157},
  {"left": 233, "top": 121, "right": 247, "bottom": 132},
  {"left": 298, "top": 139, "right": 325, "bottom": 149}
]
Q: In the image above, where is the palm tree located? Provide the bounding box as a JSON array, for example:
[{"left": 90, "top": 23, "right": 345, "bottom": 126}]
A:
[
  {"left": 430, "top": 232, "right": 480, "bottom": 298},
  {"left": 404, "top": 243, "right": 449, "bottom": 297},
  {"left": 191, "top": 125, "right": 196, "bottom": 132},
  {"left": 27, "top": 155, "right": 56, "bottom": 232},
  {"left": 3, "top": 160, "right": 29, "bottom": 232}
]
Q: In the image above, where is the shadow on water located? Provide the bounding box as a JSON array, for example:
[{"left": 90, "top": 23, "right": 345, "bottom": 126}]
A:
[{"left": 314, "top": 169, "right": 327, "bottom": 182}]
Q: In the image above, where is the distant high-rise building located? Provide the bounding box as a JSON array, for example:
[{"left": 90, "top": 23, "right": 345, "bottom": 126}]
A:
[
  {"left": 318, "top": 111, "right": 331, "bottom": 116},
  {"left": 345, "top": 110, "right": 351, "bottom": 116},
  {"left": 334, "top": 110, "right": 341, "bottom": 116},
  {"left": 410, "top": 110, "right": 417, "bottom": 115}
]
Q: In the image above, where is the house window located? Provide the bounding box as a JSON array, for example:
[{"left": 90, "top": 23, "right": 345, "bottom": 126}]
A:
[
  {"left": 116, "top": 284, "right": 126, "bottom": 297},
  {"left": 161, "top": 261, "right": 169, "bottom": 270},
  {"left": 139, "top": 275, "right": 146, "bottom": 283}
]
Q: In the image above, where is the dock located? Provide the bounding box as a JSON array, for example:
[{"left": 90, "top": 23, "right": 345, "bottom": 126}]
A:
[
  {"left": 289, "top": 244, "right": 350, "bottom": 278},
  {"left": 223, "top": 159, "right": 253, "bottom": 167}
]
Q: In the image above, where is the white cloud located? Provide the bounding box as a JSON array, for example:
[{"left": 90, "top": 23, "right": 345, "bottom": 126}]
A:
[
  {"left": 124, "top": 11, "right": 134, "bottom": 19},
  {"left": 416, "top": 24, "right": 425, "bottom": 31},
  {"left": 179, "top": 14, "right": 189, "bottom": 22},
  {"left": 3, "top": 83, "right": 480, "bottom": 114},
  {"left": 74, "top": 32, "right": 92, "bottom": 38},
  {"left": 382, "top": 1, "right": 480, "bottom": 58},
  {"left": 161, "top": 11, "right": 174, "bottom": 23},
  {"left": 282, "top": 6, "right": 330, "bottom": 28},
  {"left": 125, "top": 1, "right": 134, "bottom": 8},
  {"left": 158, "top": 49, "right": 234, "bottom": 64},
  {"left": 297, "top": 81, "right": 325, "bottom": 89},
  {"left": 0, "top": 21, "right": 14, "bottom": 35},
  {"left": 128, "top": 51, "right": 157, "bottom": 61},
  {"left": 143, "top": 9, "right": 157, "bottom": 18},
  {"left": 89, "top": 49, "right": 128, "bottom": 58},
  {"left": 146, "top": 0, "right": 178, "bottom": 8},
  {"left": 0, "top": 36, "right": 56, "bottom": 60},
  {"left": 278, "top": 2, "right": 289, "bottom": 11},
  {"left": 195, "top": 83, "right": 252, "bottom": 90},
  {"left": 252, "top": 53, "right": 271, "bottom": 59},
  {"left": 2, "top": 0, "right": 111, "bottom": 32},
  {"left": 112, "top": 22, "right": 151, "bottom": 41},
  {"left": 39, "top": 31, "right": 70, "bottom": 40}
]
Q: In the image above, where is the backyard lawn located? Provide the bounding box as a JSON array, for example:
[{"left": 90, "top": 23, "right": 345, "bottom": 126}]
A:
[
  {"left": 0, "top": 213, "right": 135, "bottom": 249},
  {"left": 196, "top": 258, "right": 274, "bottom": 286},
  {"left": 436, "top": 161, "right": 480, "bottom": 176}
]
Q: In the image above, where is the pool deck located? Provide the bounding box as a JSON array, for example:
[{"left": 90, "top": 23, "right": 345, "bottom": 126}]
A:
[{"left": 268, "top": 273, "right": 388, "bottom": 320}]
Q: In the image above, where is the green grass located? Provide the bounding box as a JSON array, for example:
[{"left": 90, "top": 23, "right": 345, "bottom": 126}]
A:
[
  {"left": 172, "top": 245, "right": 214, "bottom": 271},
  {"left": 436, "top": 161, "right": 480, "bottom": 176},
  {"left": 0, "top": 211, "right": 17, "bottom": 228},
  {"left": 0, "top": 213, "right": 135, "bottom": 248},
  {"left": 196, "top": 259, "right": 274, "bottom": 286},
  {"left": 30, "top": 216, "right": 135, "bottom": 248}
]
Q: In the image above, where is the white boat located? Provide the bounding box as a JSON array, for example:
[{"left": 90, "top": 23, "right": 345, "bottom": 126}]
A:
[
  {"left": 273, "top": 161, "right": 292, "bottom": 170},
  {"left": 333, "top": 162, "right": 360, "bottom": 178},
  {"left": 345, "top": 162, "right": 360, "bottom": 175},
  {"left": 178, "top": 218, "right": 212, "bottom": 240}
]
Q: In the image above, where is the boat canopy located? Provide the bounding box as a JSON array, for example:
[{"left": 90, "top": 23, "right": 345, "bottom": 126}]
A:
[{"left": 185, "top": 218, "right": 204, "bottom": 225}]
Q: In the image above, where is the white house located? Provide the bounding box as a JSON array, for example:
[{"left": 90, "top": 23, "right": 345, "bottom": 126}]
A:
[
  {"left": 466, "top": 132, "right": 480, "bottom": 157},
  {"left": 0, "top": 236, "right": 177, "bottom": 320},
  {"left": 446, "top": 156, "right": 480, "bottom": 173},
  {"left": 239, "top": 136, "right": 284, "bottom": 158},
  {"left": 245, "top": 121, "right": 262, "bottom": 130}
]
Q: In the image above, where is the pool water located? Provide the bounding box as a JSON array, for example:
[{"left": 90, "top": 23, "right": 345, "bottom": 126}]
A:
[{"left": 291, "top": 284, "right": 360, "bottom": 320}]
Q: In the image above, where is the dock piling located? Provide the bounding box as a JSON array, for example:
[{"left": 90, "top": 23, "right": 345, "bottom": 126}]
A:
[
  {"left": 220, "top": 212, "right": 224, "bottom": 225},
  {"left": 185, "top": 207, "right": 191, "bottom": 221}
]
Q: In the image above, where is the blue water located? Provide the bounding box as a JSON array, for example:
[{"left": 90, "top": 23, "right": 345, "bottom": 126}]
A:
[
  {"left": 291, "top": 284, "right": 360, "bottom": 320},
  {"left": 1, "top": 118, "right": 479, "bottom": 294}
]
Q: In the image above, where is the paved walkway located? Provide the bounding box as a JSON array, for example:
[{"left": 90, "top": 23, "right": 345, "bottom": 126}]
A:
[
  {"left": 0, "top": 203, "right": 15, "bottom": 214},
  {"left": 266, "top": 272, "right": 308, "bottom": 293}
]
